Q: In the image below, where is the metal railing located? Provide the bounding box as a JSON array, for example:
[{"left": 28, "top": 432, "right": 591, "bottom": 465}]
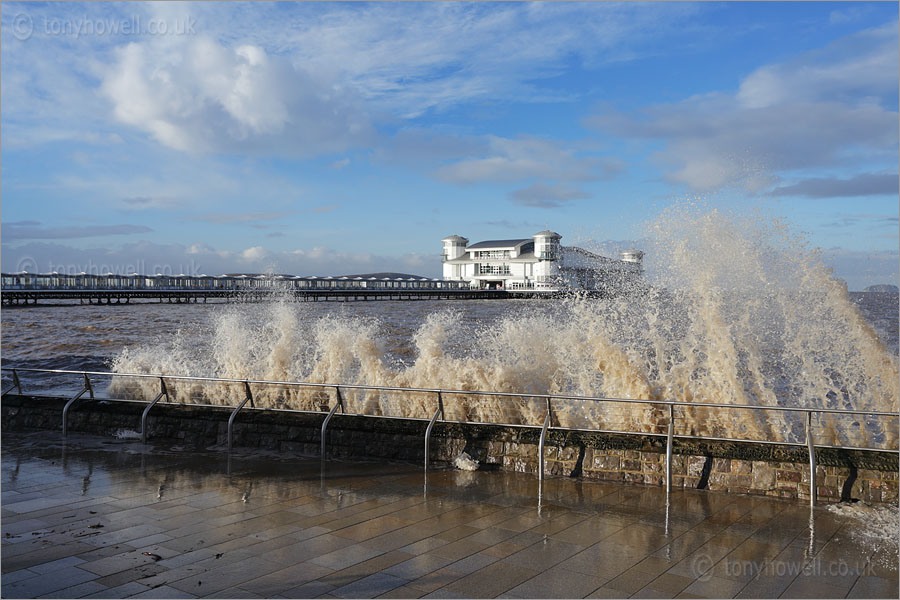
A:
[{"left": 3, "top": 366, "right": 898, "bottom": 506}]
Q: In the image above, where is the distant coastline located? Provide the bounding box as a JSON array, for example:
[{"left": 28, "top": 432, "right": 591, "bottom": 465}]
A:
[{"left": 864, "top": 284, "right": 899, "bottom": 292}]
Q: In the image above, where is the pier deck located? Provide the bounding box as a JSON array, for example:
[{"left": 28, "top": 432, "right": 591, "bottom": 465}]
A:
[{"left": 1, "top": 289, "right": 513, "bottom": 306}]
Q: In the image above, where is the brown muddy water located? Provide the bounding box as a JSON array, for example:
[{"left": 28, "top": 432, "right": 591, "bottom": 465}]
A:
[{"left": 2, "top": 209, "right": 898, "bottom": 449}]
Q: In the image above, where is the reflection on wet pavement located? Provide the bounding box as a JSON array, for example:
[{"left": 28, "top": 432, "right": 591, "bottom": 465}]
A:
[{"left": 2, "top": 431, "right": 897, "bottom": 599}]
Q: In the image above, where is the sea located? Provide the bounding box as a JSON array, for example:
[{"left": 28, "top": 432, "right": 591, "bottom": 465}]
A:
[{"left": 2, "top": 207, "right": 898, "bottom": 450}]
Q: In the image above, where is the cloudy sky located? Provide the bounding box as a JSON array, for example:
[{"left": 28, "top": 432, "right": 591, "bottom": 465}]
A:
[{"left": 2, "top": 1, "right": 897, "bottom": 289}]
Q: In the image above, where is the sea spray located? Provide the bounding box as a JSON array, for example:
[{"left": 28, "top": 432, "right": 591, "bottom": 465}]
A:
[
  {"left": 826, "top": 502, "right": 899, "bottom": 568},
  {"left": 109, "top": 207, "right": 899, "bottom": 448}
]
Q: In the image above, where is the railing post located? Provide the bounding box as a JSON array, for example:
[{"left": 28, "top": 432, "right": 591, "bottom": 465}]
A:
[
  {"left": 806, "top": 411, "right": 817, "bottom": 507},
  {"left": 141, "top": 378, "right": 168, "bottom": 444},
  {"left": 537, "top": 478, "right": 543, "bottom": 516},
  {"left": 424, "top": 392, "right": 443, "bottom": 471},
  {"left": 321, "top": 387, "right": 344, "bottom": 459},
  {"left": 666, "top": 404, "right": 674, "bottom": 496},
  {"left": 244, "top": 380, "right": 254, "bottom": 408},
  {"left": 664, "top": 499, "right": 671, "bottom": 538},
  {"left": 807, "top": 505, "right": 816, "bottom": 558},
  {"left": 538, "top": 398, "right": 552, "bottom": 481},
  {"left": 62, "top": 374, "right": 92, "bottom": 437},
  {"left": 227, "top": 382, "right": 253, "bottom": 452}
]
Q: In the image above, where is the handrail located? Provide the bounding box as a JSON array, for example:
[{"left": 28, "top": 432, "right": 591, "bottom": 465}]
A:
[
  {"left": 806, "top": 411, "right": 817, "bottom": 507},
  {"left": 320, "top": 387, "right": 344, "bottom": 458},
  {"left": 424, "top": 392, "right": 447, "bottom": 470},
  {"left": 4, "top": 367, "right": 898, "bottom": 462},
  {"left": 227, "top": 382, "right": 254, "bottom": 452},
  {"left": 424, "top": 392, "right": 446, "bottom": 471},
  {"left": 424, "top": 408, "right": 441, "bottom": 470},
  {"left": 3, "top": 367, "right": 897, "bottom": 418},
  {"left": 537, "top": 400, "right": 552, "bottom": 481},
  {"left": 62, "top": 373, "right": 93, "bottom": 437},
  {"left": 141, "top": 378, "right": 169, "bottom": 444},
  {"left": 665, "top": 404, "right": 674, "bottom": 495}
]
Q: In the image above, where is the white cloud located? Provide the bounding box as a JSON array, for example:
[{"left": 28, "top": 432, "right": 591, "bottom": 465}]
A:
[
  {"left": 818, "top": 213, "right": 899, "bottom": 237},
  {"left": 100, "top": 35, "right": 374, "bottom": 155},
  {"left": 373, "top": 129, "right": 489, "bottom": 168},
  {"left": 240, "top": 246, "right": 271, "bottom": 262},
  {"left": 1, "top": 221, "right": 152, "bottom": 241},
  {"left": 3, "top": 2, "right": 706, "bottom": 157},
  {"left": 6, "top": 144, "right": 307, "bottom": 214},
  {"left": 829, "top": 6, "right": 875, "bottom": 25},
  {"left": 5, "top": 238, "right": 893, "bottom": 290},
  {"left": 186, "top": 211, "right": 295, "bottom": 225},
  {"left": 588, "top": 23, "right": 899, "bottom": 192},
  {"left": 509, "top": 183, "right": 591, "bottom": 208},
  {"left": 223, "top": 2, "right": 704, "bottom": 117},
  {"left": 736, "top": 23, "right": 897, "bottom": 109},
  {"left": 435, "top": 136, "right": 622, "bottom": 185},
  {"left": 820, "top": 247, "right": 899, "bottom": 291},
  {"left": 767, "top": 173, "right": 899, "bottom": 198},
  {"left": 3, "top": 239, "right": 438, "bottom": 278}
]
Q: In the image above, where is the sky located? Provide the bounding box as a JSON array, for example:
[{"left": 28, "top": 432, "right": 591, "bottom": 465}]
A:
[{"left": 1, "top": 1, "right": 898, "bottom": 290}]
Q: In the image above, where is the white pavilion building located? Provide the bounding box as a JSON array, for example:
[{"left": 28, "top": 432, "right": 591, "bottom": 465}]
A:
[{"left": 442, "top": 230, "right": 643, "bottom": 292}]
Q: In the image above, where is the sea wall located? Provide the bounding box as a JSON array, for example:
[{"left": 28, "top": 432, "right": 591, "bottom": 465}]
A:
[{"left": 2, "top": 394, "right": 897, "bottom": 505}]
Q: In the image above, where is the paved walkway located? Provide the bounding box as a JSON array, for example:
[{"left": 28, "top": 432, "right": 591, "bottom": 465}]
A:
[{"left": 2, "top": 431, "right": 897, "bottom": 599}]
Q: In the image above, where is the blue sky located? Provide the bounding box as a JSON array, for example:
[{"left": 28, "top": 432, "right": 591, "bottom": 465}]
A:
[{"left": 1, "top": 1, "right": 897, "bottom": 289}]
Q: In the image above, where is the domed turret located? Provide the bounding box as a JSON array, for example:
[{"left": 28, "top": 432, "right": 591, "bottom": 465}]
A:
[
  {"left": 533, "top": 230, "right": 561, "bottom": 261},
  {"left": 442, "top": 235, "right": 468, "bottom": 262}
]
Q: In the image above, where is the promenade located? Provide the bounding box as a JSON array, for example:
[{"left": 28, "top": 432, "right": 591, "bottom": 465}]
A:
[{"left": 2, "top": 431, "right": 896, "bottom": 599}]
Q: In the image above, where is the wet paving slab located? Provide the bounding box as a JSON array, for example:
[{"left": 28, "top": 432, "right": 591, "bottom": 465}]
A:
[{"left": 2, "top": 431, "right": 897, "bottom": 599}]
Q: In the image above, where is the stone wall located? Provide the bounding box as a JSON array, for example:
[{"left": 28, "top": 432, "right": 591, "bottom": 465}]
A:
[{"left": 3, "top": 394, "right": 896, "bottom": 505}]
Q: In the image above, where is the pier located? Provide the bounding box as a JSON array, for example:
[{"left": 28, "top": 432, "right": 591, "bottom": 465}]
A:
[
  {"left": 1, "top": 270, "right": 615, "bottom": 306},
  {"left": 0, "top": 270, "right": 533, "bottom": 305},
  {"left": 1, "top": 288, "right": 510, "bottom": 306}
]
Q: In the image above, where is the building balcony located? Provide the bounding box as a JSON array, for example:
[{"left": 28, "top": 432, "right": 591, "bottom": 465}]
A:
[{"left": 476, "top": 267, "right": 511, "bottom": 276}]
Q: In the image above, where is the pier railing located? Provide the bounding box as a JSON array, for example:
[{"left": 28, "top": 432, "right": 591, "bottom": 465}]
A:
[
  {"left": 2, "top": 367, "right": 898, "bottom": 507},
  {"left": 1, "top": 287, "right": 510, "bottom": 306}
]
